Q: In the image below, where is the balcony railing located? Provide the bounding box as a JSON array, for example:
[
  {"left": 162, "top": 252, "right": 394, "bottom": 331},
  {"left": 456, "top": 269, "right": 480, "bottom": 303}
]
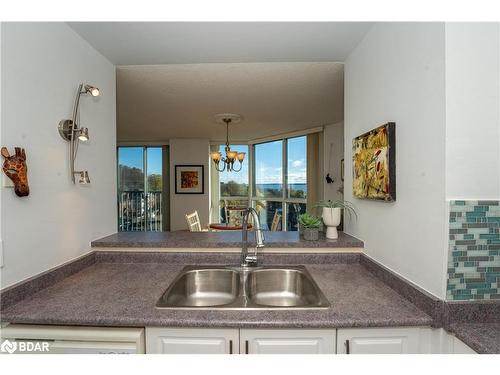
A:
[{"left": 118, "top": 191, "right": 162, "bottom": 231}]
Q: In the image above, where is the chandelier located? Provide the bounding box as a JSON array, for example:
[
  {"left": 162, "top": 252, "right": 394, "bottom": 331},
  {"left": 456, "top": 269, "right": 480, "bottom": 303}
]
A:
[{"left": 210, "top": 114, "right": 246, "bottom": 172}]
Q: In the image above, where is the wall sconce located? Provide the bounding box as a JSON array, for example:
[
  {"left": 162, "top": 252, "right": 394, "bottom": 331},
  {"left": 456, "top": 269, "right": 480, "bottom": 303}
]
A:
[
  {"left": 77, "top": 127, "right": 89, "bottom": 142},
  {"left": 58, "top": 83, "right": 100, "bottom": 184}
]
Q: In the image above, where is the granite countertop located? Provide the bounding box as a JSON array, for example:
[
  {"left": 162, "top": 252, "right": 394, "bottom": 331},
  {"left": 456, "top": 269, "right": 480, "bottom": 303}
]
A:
[
  {"left": 91, "top": 231, "right": 364, "bottom": 249},
  {"left": 0, "top": 257, "right": 431, "bottom": 329},
  {"left": 448, "top": 323, "right": 500, "bottom": 354}
]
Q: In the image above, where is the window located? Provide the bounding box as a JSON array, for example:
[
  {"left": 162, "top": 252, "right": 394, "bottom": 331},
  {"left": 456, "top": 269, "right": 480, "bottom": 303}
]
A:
[
  {"left": 254, "top": 140, "right": 282, "bottom": 198},
  {"left": 211, "top": 136, "right": 309, "bottom": 231},
  {"left": 219, "top": 144, "right": 249, "bottom": 197},
  {"left": 252, "top": 136, "right": 307, "bottom": 231},
  {"left": 287, "top": 136, "right": 307, "bottom": 199},
  {"left": 286, "top": 202, "right": 306, "bottom": 231},
  {"left": 117, "top": 146, "right": 167, "bottom": 232},
  {"left": 217, "top": 144, "right": 249, "bottom": 223},
  {"left": 255, "top": 200, "right": 282, "bottom": 231}
]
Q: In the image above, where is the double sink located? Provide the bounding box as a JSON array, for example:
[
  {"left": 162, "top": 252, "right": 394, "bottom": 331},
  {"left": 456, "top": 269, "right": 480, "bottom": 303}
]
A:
[{"left": 156, "top": 265, "right": 330, "bottom": 310}]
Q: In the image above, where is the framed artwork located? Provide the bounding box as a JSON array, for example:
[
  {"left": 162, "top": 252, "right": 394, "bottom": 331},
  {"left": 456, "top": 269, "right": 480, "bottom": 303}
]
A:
[
  {"left": 175, "top": 165, "right": 204, "bottom": 194},
  {"left": 352, "top": 122, "right": 396, "bottom": 201},
  {"left": 341, "top": 158, "right": 344, "bottom": 182}
]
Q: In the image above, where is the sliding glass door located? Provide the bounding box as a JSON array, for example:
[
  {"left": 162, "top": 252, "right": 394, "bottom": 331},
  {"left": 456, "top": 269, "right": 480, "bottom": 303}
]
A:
[{"left": 117, "top": 146, "right": 168, "bottom": 231}]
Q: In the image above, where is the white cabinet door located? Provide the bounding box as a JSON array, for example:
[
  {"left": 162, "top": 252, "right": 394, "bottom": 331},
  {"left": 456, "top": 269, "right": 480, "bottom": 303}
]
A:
[
  {"left": 337, "top": 327, "right": 428, "bottom": 354},
  {"left": 240, "top": 329, "right": 336, "bottom": 354},
  {"left": 145, "top": 328, "right": 239, "bottom": 354}
]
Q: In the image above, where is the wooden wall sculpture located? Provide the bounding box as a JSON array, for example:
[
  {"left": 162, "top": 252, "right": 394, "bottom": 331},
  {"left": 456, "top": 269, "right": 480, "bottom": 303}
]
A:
[{"left": 1, "top": 147, "right": 30, "bottom": 197}]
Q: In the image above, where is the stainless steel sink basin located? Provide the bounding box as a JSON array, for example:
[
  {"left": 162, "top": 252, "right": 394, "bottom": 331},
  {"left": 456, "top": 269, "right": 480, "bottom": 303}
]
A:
[
  {"left": 157, "top": 268, "right": 240, "bottom": 307},
  {"left": 247, "top": 268, "right": 328, "bottom": 307},
  {"left": 156, "top": 265, "right": 330, "bottom": 310}
]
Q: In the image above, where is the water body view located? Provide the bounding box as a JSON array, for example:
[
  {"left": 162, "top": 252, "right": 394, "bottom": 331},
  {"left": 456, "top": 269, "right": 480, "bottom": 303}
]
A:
[
  {"left": 256, "top": 183, "right": 307, "bottom": 192},
  {"left": 256, "top": 183, "right": 307, "bottom": 198},
  {"left": 220, "top": 182, "right": 307, "bottom": 198}
]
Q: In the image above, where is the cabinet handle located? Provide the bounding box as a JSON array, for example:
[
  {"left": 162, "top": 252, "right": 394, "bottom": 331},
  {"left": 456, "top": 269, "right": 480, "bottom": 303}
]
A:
[
  {"left": 245, "top": 340, "right": 249, "bottom": 354},
  {"left": 229, "top": 340, "right": 233, "bottom": 354},
  {"left": 345, "top": 339, "right": 350, "bottom": 354}
]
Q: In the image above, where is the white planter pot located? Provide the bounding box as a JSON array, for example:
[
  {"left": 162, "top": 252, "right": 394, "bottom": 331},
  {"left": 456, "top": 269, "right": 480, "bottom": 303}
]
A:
[{"left": 322, "top": 207, "right": 341, "bottom": 239}]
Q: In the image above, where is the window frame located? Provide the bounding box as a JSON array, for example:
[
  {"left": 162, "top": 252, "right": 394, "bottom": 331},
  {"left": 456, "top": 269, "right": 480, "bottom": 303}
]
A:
[
  {"left": 212, "top": 136, "right": 307, "bottom": 231},
  {"left": 116, "top": 145, "right": 169, "bottom": 232},
  {"left": 251, "top": 136, "right": 307, "bottom": 231}
]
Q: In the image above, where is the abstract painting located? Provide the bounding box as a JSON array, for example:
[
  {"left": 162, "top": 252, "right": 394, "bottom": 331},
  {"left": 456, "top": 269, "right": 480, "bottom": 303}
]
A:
[
  {"left": 352, "top": 122, "right": 396, "bottom": 201},
  {"left": 175, "top": 165, "right": 204, "bottom": 194}
]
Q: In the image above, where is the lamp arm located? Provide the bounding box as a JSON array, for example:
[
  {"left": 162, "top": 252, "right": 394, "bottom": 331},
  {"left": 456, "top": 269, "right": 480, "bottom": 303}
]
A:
[
  {"left": 231, "top": 161, "right": 243, "bottom": 172},
  {"left": 215, "top": 163, "right": 226, "bottom": 172},
  {"left": 71, "top": 84, "right": 84, "bottom": 131},
  {"left": 69, "top": 84, "right": 84, "bottom": 183}
]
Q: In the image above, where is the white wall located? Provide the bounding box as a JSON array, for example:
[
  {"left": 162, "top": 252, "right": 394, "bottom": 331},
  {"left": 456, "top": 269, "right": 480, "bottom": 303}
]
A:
[
  {"left": 1, "top": 23, "right": 116, "bottom": 288},
  {"left": 169, "top": 138, "right": 210, "bottom": 231},
  {"left": 322, "top": 122, "right": 344, "bottom": 203},
  {"left": 344, "top": 23, "right": 448, "bottom": 298},
  {"left": 445, "top": 23, "right": 500, "bottom": 200},
  {"left": 0, "top": 24, "right": 3, "bottom": 269}
]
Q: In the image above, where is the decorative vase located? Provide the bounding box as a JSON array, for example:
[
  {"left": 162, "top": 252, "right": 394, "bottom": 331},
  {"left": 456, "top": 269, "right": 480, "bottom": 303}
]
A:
[
  {"left": 322, "top": 207, "right": 341, "bottom": 239},
  {"left": 303, "top": 228, "right": 319, "bottom": 241}
]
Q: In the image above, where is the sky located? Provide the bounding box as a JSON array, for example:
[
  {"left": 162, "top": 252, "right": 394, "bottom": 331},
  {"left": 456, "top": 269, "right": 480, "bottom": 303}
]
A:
[
  {"left": 118, "top": 136, "right": 306, "bottom": 185},
  {"left": 286, "top": 136, "right": 307, "bottom": 184},
  {"left": 253, "top": 137, "right": 307, "bottom": 185},
  {"left": 118, "top": 147, "right": 162, "bottom": 175}
]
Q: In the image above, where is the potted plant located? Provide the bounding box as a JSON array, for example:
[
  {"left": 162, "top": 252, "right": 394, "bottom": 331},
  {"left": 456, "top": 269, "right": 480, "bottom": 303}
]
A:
[
  {"left": 315, "top": 200, "right": 357, "bottom": 239},
  {"left": 298, "top": 213, "right": 322, "bottom": 241}
]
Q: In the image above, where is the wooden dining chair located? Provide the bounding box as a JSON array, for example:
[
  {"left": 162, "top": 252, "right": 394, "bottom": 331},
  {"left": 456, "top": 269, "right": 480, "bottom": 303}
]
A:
[
  {"left": 185, "top": 211, "right": 208, "bottom": 232},
  {"left": 223, "top": 199, "right": 230, "bottom": 224},
  {"left": 270, "top": 211, "right": 282, "bottom": 231}
]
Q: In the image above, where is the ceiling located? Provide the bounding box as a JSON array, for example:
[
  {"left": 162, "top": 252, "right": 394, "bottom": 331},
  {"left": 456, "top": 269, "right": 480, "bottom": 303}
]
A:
[
  {"left": 116, "top": 62, "right": 344, "bottom": 142},
  {"left": 68, "top": 23, "right": 369, "bottom": 142},
  {"left": 68, "top": 22, "right": 373, "bottom": 65}
]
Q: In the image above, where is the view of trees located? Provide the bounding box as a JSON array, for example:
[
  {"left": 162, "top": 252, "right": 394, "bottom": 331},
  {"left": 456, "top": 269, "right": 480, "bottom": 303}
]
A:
[
  {"left": 220, "top": 180, "right": 248, "bottom": 196},
  {"left": 255, "top": 185, "right": 282, "bottom": 198},
  {"left": 119, "top": 165, "right": 143, "bottom": 191},
  {"left": 288, "top": 185, "right": 306, "bottom": 199},
  {"left": 119, "top": 164, "right": 162, "bottom": 191},
  {"left": 148, "top": 174, "right": 162, "bottom": 191}
]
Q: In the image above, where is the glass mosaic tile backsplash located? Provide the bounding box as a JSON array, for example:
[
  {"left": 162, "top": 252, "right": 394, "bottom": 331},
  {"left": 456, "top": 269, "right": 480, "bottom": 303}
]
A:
[{"left": 447, "top": 200, "right": 500, "bottom": 300}]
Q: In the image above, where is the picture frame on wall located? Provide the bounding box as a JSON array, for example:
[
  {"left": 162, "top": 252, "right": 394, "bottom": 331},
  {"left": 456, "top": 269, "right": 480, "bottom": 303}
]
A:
[
  {"left": 352, "top": 122, "right": 396, "bottom": 201},
  {"left": 175, "top": 165, "right": 204, "bottom": 194}
]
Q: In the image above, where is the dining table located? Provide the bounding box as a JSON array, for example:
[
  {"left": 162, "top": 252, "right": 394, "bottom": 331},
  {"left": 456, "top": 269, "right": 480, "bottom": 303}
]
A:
[{"left": 208, "top": 223, "right": 253, "bottom": 231}]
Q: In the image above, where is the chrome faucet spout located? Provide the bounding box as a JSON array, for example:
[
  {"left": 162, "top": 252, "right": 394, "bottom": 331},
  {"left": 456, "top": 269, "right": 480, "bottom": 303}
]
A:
[{"left": 241, "top": 207, "right": 265, "bottom": 267}]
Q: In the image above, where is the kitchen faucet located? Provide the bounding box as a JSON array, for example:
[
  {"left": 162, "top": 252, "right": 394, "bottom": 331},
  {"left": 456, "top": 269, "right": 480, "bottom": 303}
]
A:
[{"left": 240, "top": 207, "right": 265, "bottom": 267}]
